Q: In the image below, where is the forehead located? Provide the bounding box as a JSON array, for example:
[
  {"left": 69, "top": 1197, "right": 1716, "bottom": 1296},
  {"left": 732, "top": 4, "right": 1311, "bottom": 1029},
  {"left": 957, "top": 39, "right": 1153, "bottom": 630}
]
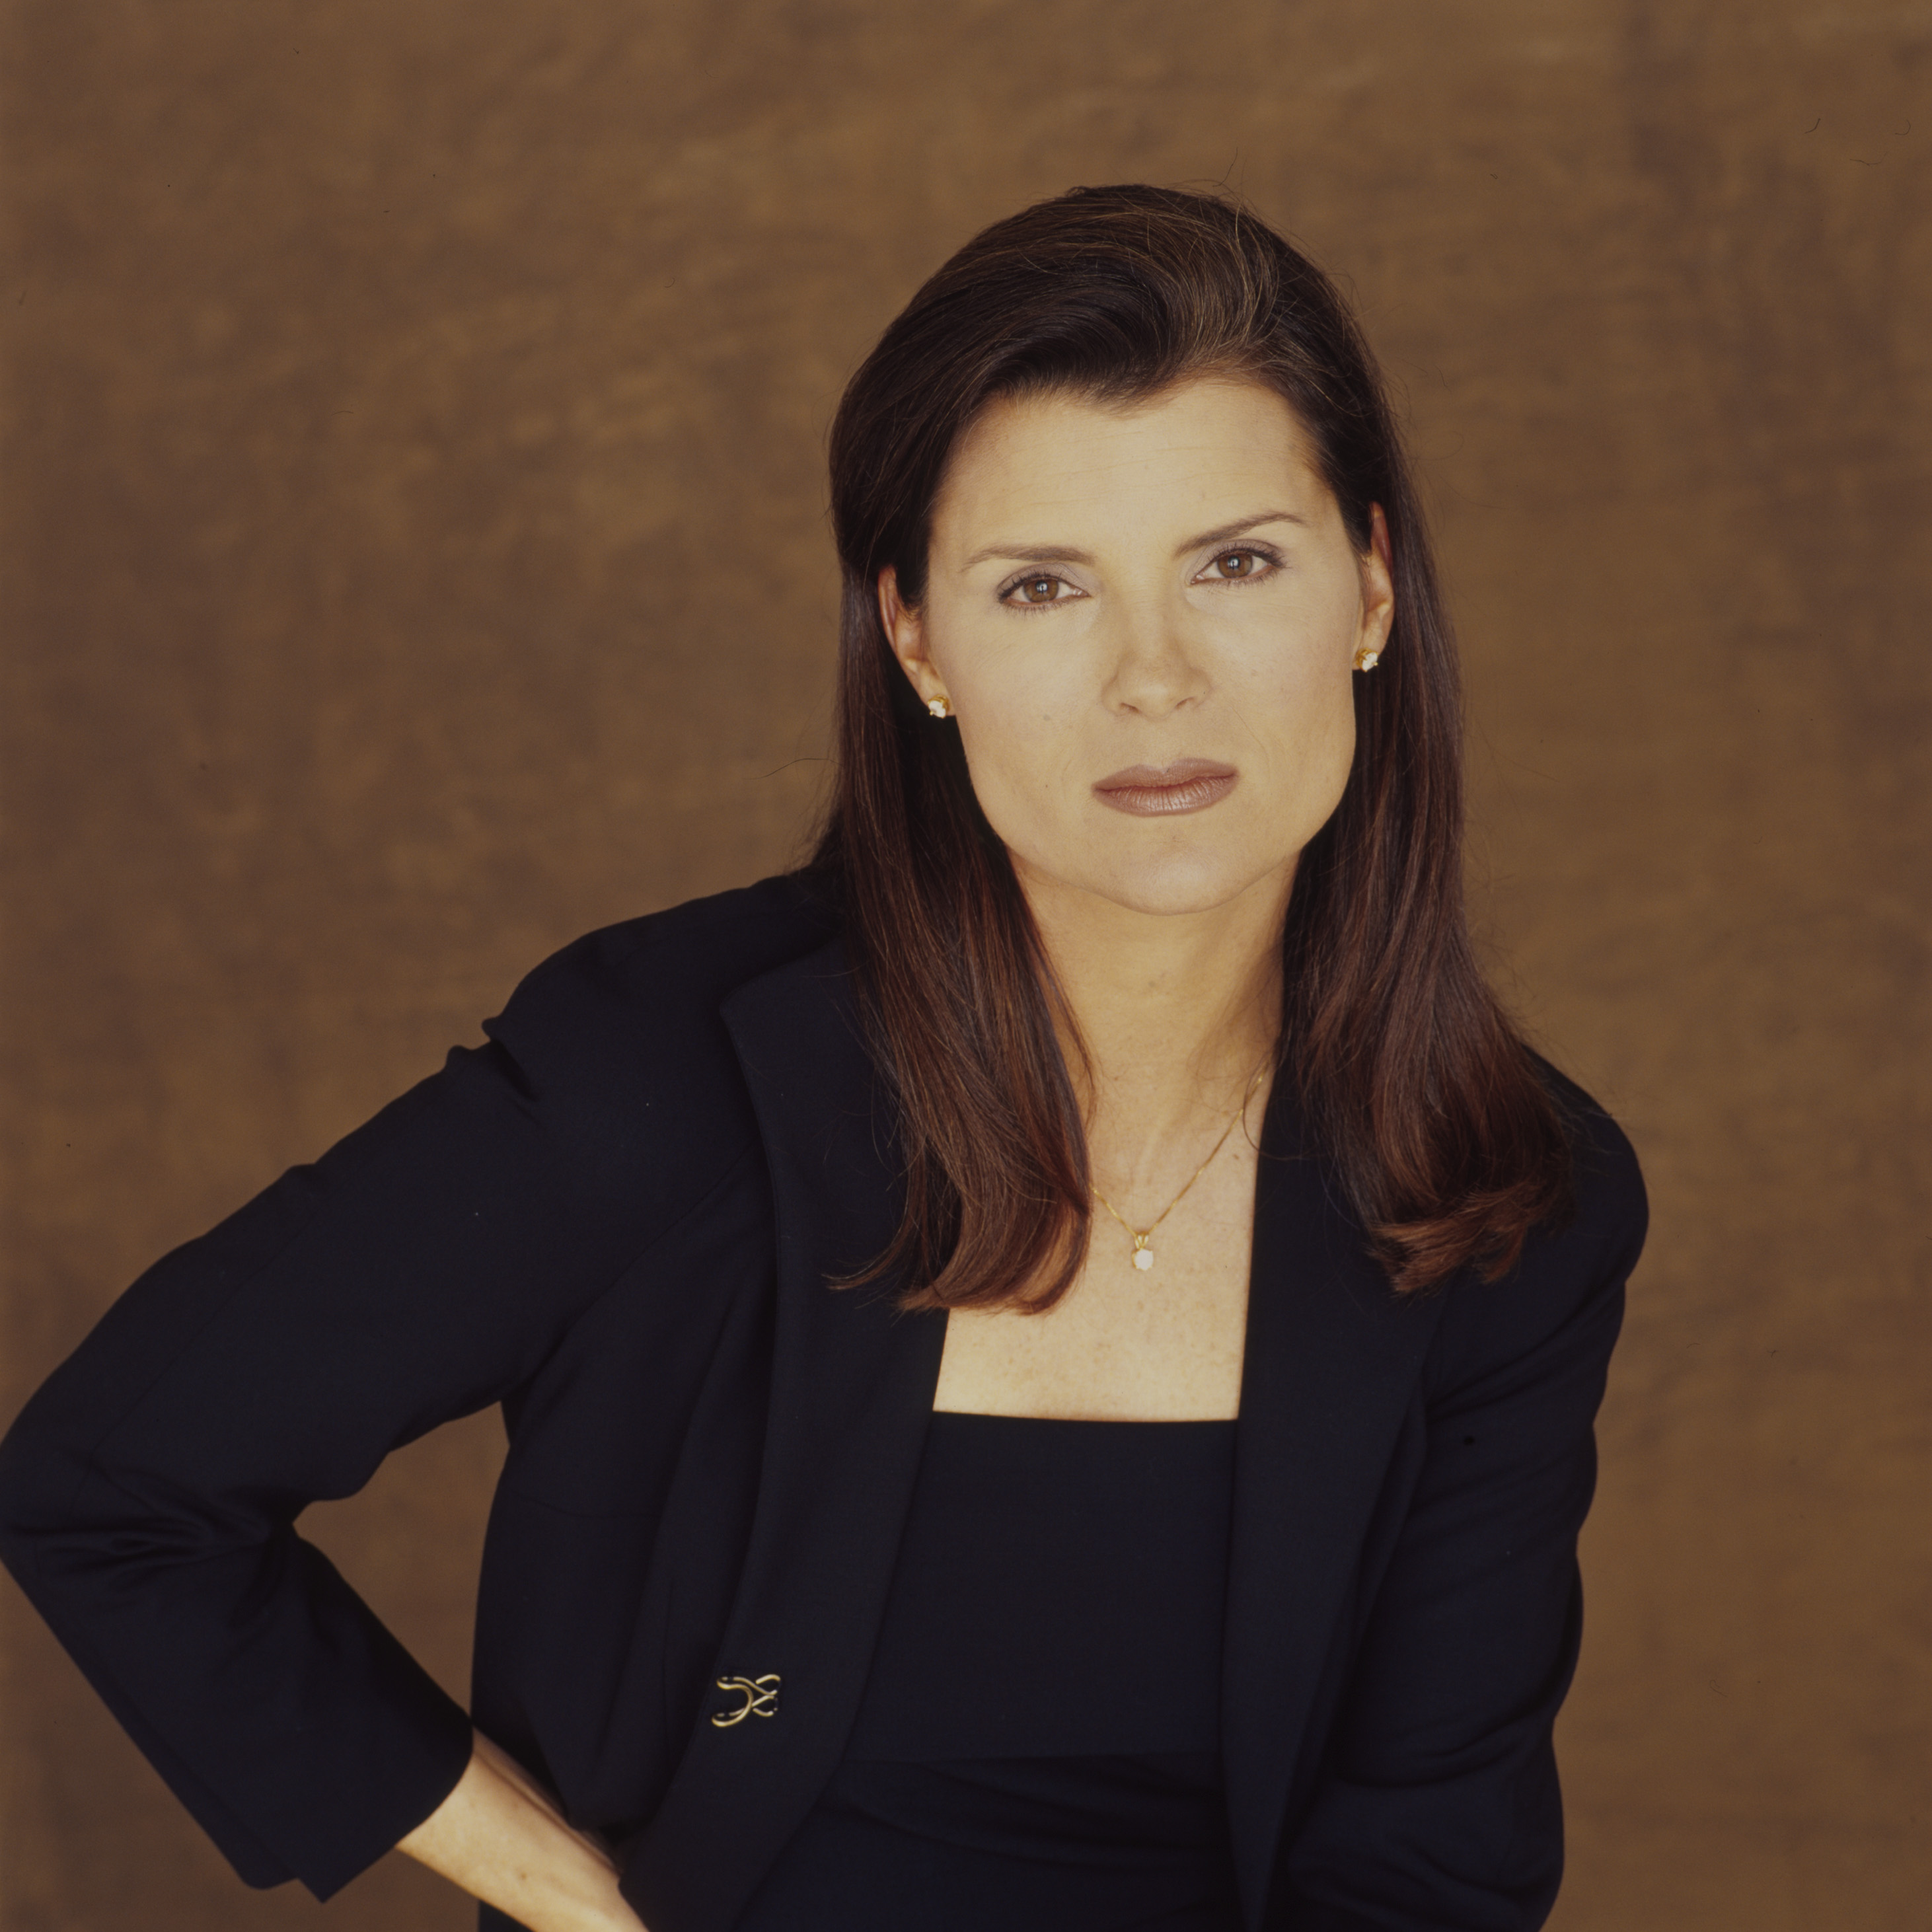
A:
[{"left": 932, "top": 377, "right": 1328, "bottom": 539}]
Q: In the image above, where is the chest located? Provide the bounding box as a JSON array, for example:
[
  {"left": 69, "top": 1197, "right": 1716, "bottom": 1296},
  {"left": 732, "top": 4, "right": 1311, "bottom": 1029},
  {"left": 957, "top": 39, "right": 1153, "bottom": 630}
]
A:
[{"left": 932, "top": 1129, "right": 1260, "bottom": 1421}]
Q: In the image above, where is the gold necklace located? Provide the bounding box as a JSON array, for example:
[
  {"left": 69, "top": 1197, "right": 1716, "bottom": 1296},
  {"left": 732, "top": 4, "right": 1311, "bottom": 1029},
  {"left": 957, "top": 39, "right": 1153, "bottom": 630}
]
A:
[{"left": 1090, "top": 1064, "right": 1267, "bottom": 1273}]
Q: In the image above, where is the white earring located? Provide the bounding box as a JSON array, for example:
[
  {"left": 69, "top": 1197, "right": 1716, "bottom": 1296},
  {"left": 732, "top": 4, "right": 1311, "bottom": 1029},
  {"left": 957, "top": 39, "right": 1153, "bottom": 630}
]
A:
[
  {"left": 926, "top": 696, "right": 951, "bottom": 718},
  {"left": 1355, "top": 648, "right": 1382, "bottom": 672}
]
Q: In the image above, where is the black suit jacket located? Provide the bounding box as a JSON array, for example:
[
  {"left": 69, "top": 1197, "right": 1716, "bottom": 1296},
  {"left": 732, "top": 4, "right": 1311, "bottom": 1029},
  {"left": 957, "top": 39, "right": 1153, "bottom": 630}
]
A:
[{"left": 0, "top": 875, "right": 1646, "bottom": 1932}]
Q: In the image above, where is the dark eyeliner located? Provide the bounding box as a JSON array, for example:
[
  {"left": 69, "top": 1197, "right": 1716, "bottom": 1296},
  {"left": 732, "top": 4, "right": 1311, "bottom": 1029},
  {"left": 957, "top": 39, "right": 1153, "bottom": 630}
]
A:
[
  {"left": 1200, "top": 542, "right": 1284, "bottom": 582},
  {"left": 996, "top": 570, "right": 1078, "bottom": 609}
]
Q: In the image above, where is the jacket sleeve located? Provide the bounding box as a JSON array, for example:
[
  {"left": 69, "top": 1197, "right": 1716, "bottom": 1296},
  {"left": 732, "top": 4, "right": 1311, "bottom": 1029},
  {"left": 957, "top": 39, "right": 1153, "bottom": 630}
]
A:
[
  {"left": 0, "top": 930, "right": 741, "bottom": 1900},
  {"left": 1278, "top": 1123, "right": 1647, "bottom": 1932}
]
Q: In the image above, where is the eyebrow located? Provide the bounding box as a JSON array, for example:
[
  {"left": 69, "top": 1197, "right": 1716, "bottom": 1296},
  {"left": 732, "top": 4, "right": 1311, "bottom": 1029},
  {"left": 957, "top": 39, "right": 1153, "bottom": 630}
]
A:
[{"left": 960, "top": 510, "right": 1308, "bottom": 574}]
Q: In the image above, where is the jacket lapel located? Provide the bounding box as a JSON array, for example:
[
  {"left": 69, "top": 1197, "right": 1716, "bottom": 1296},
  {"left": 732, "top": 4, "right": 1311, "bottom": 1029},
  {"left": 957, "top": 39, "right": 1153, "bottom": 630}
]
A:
[
  {"left": 623, "top": 938, "right": 947, "bottom": 1932},
  {"left": 1223, "top": 1083, "right": 1448, "bottom": 1925}
]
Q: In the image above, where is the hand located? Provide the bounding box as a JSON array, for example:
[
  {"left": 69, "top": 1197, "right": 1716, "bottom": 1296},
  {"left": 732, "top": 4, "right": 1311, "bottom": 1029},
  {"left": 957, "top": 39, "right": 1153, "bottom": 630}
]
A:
[{"left": 398, "top": 1732, "right": 648, "bottom": 1932}]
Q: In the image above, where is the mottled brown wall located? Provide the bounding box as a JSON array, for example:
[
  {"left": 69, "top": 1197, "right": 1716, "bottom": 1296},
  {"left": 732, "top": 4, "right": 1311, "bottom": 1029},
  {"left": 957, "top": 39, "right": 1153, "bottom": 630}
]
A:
[{"left": 3, "top": 3, "right": 1926, "bottom": 1927}]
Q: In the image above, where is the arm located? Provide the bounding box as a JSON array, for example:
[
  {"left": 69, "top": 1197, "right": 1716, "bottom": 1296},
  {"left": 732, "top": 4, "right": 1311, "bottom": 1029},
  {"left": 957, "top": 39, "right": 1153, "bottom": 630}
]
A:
[
  {"left": 398, "top": 1733, "right": 647, "bottom": 1932},
  {"left": 1277, "top": 1134, "right": 1647, "bottom": 1931},
  {"left": 0, "top": 928, "right": 751, "bottom": 1898}
]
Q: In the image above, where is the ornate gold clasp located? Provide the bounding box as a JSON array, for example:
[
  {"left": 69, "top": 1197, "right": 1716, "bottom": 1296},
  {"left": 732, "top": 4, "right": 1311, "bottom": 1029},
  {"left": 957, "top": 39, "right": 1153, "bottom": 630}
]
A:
[{"left": 710, "top": 1673, "right": 781, "bottom": 1728}]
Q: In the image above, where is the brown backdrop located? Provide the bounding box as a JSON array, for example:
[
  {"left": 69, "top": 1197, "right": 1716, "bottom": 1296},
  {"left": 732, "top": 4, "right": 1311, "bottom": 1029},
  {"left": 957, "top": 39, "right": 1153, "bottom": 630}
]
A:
[{"left": 3, "top": 3, "right": 1927, "bottom": 1927}]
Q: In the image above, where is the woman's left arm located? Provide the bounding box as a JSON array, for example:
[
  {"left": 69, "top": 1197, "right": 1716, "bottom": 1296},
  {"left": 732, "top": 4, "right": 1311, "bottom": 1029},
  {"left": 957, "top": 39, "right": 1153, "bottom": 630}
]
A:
[{"left": 1277, "top": 1128, "right": 1648, "bottom": 1932}]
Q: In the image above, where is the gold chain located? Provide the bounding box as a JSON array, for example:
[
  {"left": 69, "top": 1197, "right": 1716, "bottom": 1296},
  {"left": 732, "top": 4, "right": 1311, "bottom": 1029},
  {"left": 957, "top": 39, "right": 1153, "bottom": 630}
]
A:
[{"left": 1090, "top": 1064, "right": 1267, "bottom": 1272}]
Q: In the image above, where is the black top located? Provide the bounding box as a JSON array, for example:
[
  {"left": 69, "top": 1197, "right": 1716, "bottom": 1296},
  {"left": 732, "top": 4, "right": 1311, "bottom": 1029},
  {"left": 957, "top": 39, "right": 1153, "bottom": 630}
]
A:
[
  {"left": 739, "top": 1414, "right": 1242, "bottom": 1931},
  {"left": 848, "top": 1413, "right": 1235, "bottom": 1760},
  {"left": 0, "top": 877, "right": 1648, "bottom": 1932}
]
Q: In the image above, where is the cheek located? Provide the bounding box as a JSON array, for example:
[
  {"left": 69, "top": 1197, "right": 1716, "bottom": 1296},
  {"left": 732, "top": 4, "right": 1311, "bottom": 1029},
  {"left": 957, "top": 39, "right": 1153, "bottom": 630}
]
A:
[
  {"left": 1226, "top": 622, "right": 1359, "bottom": 820},
  {"left": 942, "top": 634, "right": 1090, "bottom": 803},
  {"left": 1233, "top": 605, "right": 1353, "bottom": 731},
  {"left": 1300, "top": 679, "right": 1360, "bottom": 805},
  {"left": 951, "top": 692, "right": 1084, "bottom": 842}
]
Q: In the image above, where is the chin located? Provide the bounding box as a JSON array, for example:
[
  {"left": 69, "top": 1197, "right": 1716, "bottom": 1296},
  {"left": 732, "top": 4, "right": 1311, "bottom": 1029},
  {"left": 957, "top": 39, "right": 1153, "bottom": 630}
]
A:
[
  {"left": 1077, "top": 853, "right": 1280, "bottom": 919},
  {"left": 1004, "top": 814, "right": 1302, "bottom": 922}
]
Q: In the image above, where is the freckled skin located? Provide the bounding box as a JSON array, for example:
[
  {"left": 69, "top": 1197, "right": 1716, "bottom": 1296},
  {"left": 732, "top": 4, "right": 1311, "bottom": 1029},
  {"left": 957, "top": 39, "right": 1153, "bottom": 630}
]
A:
[{"left": 880, "top": 377, "right": 1395, "bottom": 1421}]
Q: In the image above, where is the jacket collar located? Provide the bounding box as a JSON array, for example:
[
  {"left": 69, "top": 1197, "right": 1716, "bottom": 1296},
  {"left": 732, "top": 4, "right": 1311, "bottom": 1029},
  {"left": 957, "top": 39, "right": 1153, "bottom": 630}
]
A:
[{"left": 626, "top": 936, "right": 1445, "bottom": 1932}]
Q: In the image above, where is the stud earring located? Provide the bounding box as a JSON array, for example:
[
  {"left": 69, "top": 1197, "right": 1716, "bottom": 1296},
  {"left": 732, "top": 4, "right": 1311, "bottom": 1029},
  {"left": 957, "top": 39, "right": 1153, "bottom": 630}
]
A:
[
  {"left": 926, "top": 696, "right": 951, "bottom": 718},
  {"left": 1355, "top": 647, "right": 1382, "bottom": 672}
]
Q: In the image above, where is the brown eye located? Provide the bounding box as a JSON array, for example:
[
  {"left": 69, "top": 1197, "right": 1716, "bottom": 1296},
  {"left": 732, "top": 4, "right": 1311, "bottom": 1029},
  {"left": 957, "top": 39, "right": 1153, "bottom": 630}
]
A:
[
  {"left": 1020, "top": 576, "right": 1059, "bottom": 603},
  {"left": 1214, "top": 550, "right": 1255, "bottom": 578}
]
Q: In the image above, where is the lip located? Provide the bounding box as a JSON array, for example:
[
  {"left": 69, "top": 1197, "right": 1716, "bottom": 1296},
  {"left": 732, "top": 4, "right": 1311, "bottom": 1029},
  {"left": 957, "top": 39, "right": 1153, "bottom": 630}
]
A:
[{"left": 1092, "top": 758, "right": 1239, "bottom": 817}]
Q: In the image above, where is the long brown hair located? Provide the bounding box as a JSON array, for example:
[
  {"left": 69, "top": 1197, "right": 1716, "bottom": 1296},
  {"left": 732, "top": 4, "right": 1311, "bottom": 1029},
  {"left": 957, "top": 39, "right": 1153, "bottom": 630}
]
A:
[{"left": 809, "top": 184, "right": 1571, "bottom": 1308}]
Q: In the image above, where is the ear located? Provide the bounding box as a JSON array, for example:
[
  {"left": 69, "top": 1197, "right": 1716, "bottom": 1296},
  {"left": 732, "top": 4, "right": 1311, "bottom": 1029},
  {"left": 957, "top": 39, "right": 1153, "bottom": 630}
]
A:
[
  {"left": 1357, "top": 504, "right": 1395, "bottom": 657},
  {"left": 878, "top": 567, "right": 950, "bottom": 712}
]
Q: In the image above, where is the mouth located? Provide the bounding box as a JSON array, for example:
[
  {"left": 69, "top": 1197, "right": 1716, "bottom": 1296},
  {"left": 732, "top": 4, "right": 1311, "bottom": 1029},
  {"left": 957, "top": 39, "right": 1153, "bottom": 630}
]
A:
[{"left": 1092, "top": 758, "right": 1239, "bottom": 817}]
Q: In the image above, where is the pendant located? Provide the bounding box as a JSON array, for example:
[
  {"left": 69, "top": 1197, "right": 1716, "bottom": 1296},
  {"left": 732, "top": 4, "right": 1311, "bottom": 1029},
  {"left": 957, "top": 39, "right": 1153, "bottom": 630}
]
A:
[{"left": 1131, "top": 1238, "right": 1154, "bottom": 1271}]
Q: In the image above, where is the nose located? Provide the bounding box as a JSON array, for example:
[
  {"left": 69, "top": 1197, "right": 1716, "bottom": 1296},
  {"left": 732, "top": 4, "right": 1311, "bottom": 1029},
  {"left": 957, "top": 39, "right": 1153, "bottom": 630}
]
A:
[{"left": 1101, "top": 597, "right": 1208, "bottom": 718}]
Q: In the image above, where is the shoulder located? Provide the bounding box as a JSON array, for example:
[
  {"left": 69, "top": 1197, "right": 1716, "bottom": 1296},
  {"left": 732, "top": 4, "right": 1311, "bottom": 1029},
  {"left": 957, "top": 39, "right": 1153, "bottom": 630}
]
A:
[
  {"left": 490, "top": 872, "right": 838, "bottom": 1053},
  {"left": 1425, "top": 1059, "right": 1647, "bottom": 1399},
  {"left": 474, "top": 872, "right": 842, "bottom": 1185},
  {"left": 1536, "top": 1055, "right": 1649, "bottom": 1269}
]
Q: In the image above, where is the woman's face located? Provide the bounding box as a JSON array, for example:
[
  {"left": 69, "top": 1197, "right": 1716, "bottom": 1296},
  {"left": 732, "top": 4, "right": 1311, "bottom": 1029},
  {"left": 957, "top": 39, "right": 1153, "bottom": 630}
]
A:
[{"left": 881, "top": 376, "right": 1394, "bottom": 920}]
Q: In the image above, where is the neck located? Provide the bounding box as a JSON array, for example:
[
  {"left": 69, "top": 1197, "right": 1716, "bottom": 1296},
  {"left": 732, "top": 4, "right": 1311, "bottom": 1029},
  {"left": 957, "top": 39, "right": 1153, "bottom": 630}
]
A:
[{"left": 1017, "top": 858, "right": 1292, "bottom": 1160}]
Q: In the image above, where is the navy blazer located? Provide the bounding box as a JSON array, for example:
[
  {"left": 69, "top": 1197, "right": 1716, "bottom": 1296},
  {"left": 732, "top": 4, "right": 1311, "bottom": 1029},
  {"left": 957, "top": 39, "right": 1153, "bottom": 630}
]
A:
[{"left": 0, "top": 875, "right": 1645, "bottom": 1932}]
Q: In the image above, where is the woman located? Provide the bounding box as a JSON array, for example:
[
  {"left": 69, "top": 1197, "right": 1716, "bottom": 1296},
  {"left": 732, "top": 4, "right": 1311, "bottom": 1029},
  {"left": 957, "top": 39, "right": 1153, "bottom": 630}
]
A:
[{"left": 0, "top": 184, "right": 1645, "bottom": 1932}]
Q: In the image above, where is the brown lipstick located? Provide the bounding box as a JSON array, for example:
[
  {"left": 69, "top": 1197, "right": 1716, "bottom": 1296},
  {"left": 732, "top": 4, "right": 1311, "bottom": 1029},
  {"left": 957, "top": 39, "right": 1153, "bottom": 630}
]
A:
[{"left": 1092, "top": 759, "right": 1238, "bottom": 817}]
